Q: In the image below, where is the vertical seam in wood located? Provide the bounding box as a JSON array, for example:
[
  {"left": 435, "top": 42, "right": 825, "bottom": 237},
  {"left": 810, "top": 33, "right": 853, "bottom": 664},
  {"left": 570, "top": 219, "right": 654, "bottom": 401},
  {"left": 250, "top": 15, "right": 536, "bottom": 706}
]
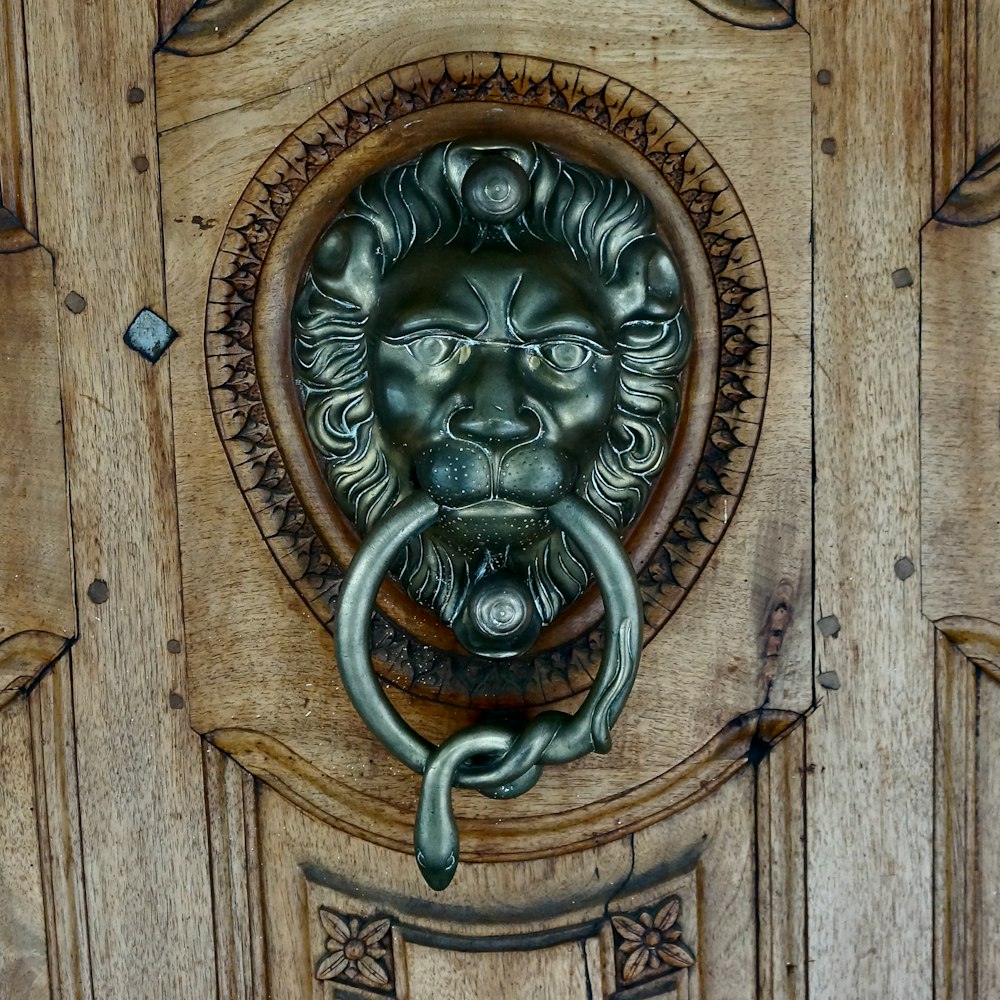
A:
[{"left": 28, "top": 684, "right": 60, "bottom": 1000}]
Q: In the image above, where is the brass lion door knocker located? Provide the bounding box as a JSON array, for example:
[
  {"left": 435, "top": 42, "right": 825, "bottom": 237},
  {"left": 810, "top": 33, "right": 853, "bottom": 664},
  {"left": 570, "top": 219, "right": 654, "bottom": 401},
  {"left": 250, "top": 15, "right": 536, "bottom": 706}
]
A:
[{"left": 292, "top": 138, "right": 692, "bottom": 889}]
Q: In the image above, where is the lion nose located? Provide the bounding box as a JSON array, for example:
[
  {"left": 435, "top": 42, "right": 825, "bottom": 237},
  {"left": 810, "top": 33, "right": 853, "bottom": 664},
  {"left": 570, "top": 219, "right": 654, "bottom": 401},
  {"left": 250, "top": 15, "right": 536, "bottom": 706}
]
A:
[{"left": 449, "top": 352, "right": 540, "bottom": 444}]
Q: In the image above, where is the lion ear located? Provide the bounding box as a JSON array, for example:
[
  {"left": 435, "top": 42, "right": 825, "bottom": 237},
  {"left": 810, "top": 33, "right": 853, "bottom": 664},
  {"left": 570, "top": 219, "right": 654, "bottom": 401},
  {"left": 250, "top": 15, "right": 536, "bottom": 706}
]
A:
[
  {"left": 646, "top": 246, "right": 683, "bottom": 314},
  {"left": 311, "top": 217, "right": 381, "bottom": 313},
  {"left": 604, "top": 242, "right": 684, "bottom": 326}
]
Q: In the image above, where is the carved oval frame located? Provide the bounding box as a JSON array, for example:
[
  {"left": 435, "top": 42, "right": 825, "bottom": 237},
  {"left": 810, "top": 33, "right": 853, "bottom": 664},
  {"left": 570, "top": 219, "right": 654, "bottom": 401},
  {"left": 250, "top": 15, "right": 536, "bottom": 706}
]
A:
[{"left": 206, "top": 52, "right": 771, "bottom": 709}]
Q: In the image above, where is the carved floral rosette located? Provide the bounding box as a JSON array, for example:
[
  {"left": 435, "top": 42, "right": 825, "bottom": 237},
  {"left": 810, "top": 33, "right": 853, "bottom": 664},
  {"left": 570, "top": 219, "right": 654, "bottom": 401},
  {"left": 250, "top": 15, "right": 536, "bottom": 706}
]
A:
[{"left": 205, "top": 51, "right": 770, "bottom": 708}]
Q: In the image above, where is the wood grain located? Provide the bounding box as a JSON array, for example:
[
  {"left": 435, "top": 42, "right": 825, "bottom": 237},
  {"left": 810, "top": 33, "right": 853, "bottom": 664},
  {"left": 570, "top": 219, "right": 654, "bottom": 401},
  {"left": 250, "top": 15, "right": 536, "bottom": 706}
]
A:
[
  {"left": 932, "top": 0, "right": 1000, "bottom": 210},
  {"left": 28, "top": 659, "right": 93, "bottom": 1000},
  {"left": 402, "top": 941, "right": 595, "bottom": 1000},
  {"left": 934, "top": 632, "right": 978, "bottom": 1000},
  {"left": 159, "top": 0, "right": 194, "bottom": 41},
  {"left": 808, "top": 5, "right": 934, "bottom": 998},
  {"left": 688, "top": 0, "right": 795, "bottom": 29},
  {"left": 934, "top": 631, "right": 1000, "bottom": 999},
  {"left": 756, "top": 724, "right": 806, "bottom": 1000},
  {"left": 0, "top": 695, "right": 50, "bottom": 999},
  {"left": 978, "top": 667, "right": 1000, "bottom": 997},
  {"left": 204, "top": 743, "right": 268, "bottom": 1000},
  {"left": 20, "top": 0, "right": 216, "bottom": 994},
  {"left": 921, "top": 218, "right": 1000, "bottom": 624},
  {"left": 0, "top": 243, "right": 75, "bottom": 705},
  {"left": 0, "top": 0, "right": 35, "bottom": 229},
  {"left": 162, "top": 0, "right": 292, "bottom": 54}
]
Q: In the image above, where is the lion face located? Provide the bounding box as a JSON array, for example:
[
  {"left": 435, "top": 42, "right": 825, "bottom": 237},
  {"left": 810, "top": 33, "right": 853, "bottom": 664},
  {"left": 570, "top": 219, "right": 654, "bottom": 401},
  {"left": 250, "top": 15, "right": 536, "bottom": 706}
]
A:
[
  {"left": 292, "top": 138, "right": 692, "bottom": 632},
  {"left": 368, "top": 242, "right": 619, "bottom": 553}
]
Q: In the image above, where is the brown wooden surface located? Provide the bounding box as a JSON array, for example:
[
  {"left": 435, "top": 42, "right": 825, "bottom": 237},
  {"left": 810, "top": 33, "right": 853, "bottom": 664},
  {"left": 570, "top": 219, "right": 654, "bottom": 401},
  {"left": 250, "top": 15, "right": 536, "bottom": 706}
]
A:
[
  {"left": 19, "top": 0, "right": 215, "bottom": 994},
  {"left": 0, "top": 696, "right": 49, "bottom": 998},
  {"left": 808, "top": 5, "right": 935, "bottom": 998},
  {"left": 1, "top": 0, "right": 998, "bottom": 997},
  {"left": 0, "top": 244, "right": 74, "bottom": 707},
  {"left": 922, "top": 217, "right": 1000, "bottom": 623},
  {"left": 0, "top": 0, "right": 34, "bottom": 228}
]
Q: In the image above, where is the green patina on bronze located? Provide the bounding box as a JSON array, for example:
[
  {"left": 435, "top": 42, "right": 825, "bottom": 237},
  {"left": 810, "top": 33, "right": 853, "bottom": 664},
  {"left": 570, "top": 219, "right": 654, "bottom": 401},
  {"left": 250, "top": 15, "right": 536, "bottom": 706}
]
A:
[{"left": 291, "top": 138, "right": 692, "bottom": 889}]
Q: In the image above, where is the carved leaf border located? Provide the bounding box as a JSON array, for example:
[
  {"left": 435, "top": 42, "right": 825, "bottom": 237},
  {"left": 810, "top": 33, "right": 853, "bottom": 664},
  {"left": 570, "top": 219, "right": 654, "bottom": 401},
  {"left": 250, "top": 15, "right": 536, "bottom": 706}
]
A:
[{"left": 205, "top": 51, "right": 771, "bottom": 707}]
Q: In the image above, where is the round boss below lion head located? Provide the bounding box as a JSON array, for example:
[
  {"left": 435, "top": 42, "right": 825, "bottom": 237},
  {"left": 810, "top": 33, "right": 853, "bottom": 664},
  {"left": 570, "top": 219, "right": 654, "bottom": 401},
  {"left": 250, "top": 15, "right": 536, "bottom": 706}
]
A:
[{"left": 292, "top": 138, "right": 692, "bottom": 634}]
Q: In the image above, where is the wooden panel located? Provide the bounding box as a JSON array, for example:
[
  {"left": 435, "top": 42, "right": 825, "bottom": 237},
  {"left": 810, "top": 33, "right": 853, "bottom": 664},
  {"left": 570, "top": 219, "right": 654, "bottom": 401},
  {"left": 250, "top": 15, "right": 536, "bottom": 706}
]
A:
[
  {"left": 756, "top": 724, "right": 806, "bottom": 1000},
  {"left": 0, "top": 244, "right": 75, "bottom": 707},
  {"left": 0, "top": 695, "right": 50, "bottom": 999},
  {"left": 0, "top": 0, "right": 35, "bottom": 228},
  {"left": 934, "top": 632, "right": 977, "bottom": 1000},
  {"left": 933, "top": 0, "right": 1000, "bottom": 213},
  {"left": 157, "top": 0, "right": 812, "bottom": 863},
  {"left": 808, "top": 5, "right": 933, "bottom": 999},
  {"left": 922, "top": 218, "right": 1000, "bottom": 624},
  {"left": 20, "top": 0, "right": 216, "bottom": 994},
  {"left": 197, "top": 740, "right": 803, "bottom": 997},
  {"left": 978, "top": 670, "right": 1000, "bottom": 997},
  {"left": 204, "top": 743, "right": 268, "bottom": 1000},
  {"left": 402, "top": 942, "right": 594, "bottom": 1000},
  {"left": 28, "top": 660, "right": 93, "bottom": 1000},
  {"left": 934, "top": 631, "right": 1000, "bottom": 999},
  {"left": 974, "top": 0, "right": 1000, "bottom": 158}
]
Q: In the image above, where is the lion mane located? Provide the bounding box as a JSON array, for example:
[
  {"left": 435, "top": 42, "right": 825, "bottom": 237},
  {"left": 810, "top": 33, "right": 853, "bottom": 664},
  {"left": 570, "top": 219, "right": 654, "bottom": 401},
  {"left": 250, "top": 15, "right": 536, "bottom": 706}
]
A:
[{"left": 292, "top": 138, "right": 692, "bottom": 626}]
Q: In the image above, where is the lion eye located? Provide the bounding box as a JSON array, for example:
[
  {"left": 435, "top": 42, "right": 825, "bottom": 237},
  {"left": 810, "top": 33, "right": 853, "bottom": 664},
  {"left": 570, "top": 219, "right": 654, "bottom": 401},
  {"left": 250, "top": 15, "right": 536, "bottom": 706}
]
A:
[
  {"left": 535, "top": 340, "right": 593, "bottom": 372},
  {"left": 406, "top": 334, "right": 463, "bottom": 366}
]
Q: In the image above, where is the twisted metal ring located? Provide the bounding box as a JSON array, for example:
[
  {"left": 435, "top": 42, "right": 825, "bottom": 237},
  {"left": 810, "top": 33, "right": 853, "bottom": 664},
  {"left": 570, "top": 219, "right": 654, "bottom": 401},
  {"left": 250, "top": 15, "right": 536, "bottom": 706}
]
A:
[{"left": 335, "top": 492, "right": 643, "bottom": 889}]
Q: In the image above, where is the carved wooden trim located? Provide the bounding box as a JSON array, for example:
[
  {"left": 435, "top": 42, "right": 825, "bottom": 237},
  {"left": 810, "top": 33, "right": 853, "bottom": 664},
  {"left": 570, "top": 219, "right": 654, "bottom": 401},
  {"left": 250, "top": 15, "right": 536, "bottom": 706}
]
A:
[
  {"left": 755, "top": 723, "right": 807, "bottom": 998},
  {"left": 936, "top": 143, "right": 1000, "bottom": 226},
  {"left": 161, "top": 0, "right": 290, "bottom": 55},
  {"left": 0, "top": 630, "right": 69, "bottom": 708},
  {"left": 315, "top": 910, "right": 395, "bottom": 995},
  {"left": 28, "top": 660, "right": 94, "bottom": 1000},
  {"left": 206, "top": 50, "right": 771, "bottom": 708},
  {"left": 304, "top": 860, "right": 700, "bottom": 998},
  {"left": 688, "top": 0, "right": 795, "bottom": 28},
  {"left": 608, "top": 898, "right": 695, "bottom": 990},
  {"left": 203, "top": 743, "right": 268, "bottom": 1000},
  {"left": 209, "top": 708, "right": 800, "bottom": 863},
  {"left": 932, "top": 0, "right": 1000, "bottom": 215},
  {"left": 0, "top": 212, "right": 38, "bottom": 253},
  {"left": 935, "top": 614, "right": 1000, "bottom": 683}
]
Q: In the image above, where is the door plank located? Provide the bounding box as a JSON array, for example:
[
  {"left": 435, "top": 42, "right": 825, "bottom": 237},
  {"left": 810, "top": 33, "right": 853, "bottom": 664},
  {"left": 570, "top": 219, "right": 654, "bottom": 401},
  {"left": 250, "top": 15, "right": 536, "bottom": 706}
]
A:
[
  {"left": 28, "top": 660, "right": 94, "bottom": 1000},
  {"left": 19, "top": 0, "right": 216, "bottom": 995},
  {"left": 921, "top": 218, "right": 1000, "bottom": 623},
  {"left": 0, "top": 244, "right": 75, "bottom": 708},
  {"left": 977, "top": 666, "right": 1000, "bottom": 998},
  {"left": 756, "top": 724, "right": 807, "bottom": 1000},
  {"left": 0, "top": 695, "right": 50, "bottom": 999},
  {"left": 808, "top": 5, "right": 934, "bottom": 998},
  {"left": 934, "top": 632, "right": 978, "bottom": 1000},
  {"left": 0, "top": 0, "right": 34, "bottom": 230}
]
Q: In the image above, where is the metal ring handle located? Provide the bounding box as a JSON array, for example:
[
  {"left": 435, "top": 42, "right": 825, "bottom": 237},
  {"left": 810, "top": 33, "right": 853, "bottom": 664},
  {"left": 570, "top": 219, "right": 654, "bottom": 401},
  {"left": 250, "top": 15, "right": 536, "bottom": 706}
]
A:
[{"left": 335, "top": 491, "right": 643, "bottom": 889}]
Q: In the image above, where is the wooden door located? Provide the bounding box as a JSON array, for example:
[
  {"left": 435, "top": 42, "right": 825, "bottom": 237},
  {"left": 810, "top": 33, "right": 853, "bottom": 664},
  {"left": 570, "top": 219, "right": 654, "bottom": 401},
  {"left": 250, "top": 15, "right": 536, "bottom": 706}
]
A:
[{"left": 1, "top": 1, "right": 998, "bottom": 997}]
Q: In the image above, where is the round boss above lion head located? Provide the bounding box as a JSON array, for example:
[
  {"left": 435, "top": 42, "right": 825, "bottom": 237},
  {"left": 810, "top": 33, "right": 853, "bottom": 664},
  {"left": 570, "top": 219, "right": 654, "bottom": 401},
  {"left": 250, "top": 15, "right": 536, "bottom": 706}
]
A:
[{"left": 292, "top": 138, "right": 692, "bottom": 653}]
